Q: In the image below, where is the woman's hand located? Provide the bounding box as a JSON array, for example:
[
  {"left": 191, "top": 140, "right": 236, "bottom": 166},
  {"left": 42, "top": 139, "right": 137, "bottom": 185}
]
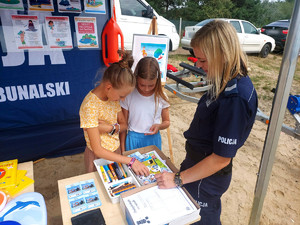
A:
[
  {"left": 131, "top": 160, "right": 150, "bottom": 177},
  {"left": 145, "top": 124, "right": 160, "bottom": 135},
  {"left": 155, "top": 172, "right": 176, "bottom": 189}
]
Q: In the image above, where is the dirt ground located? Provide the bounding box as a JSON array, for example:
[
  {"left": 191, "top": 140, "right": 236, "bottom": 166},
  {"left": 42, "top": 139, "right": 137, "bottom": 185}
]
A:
[{"left": 34, "top": 49, "right": 300, "bottom": 225}]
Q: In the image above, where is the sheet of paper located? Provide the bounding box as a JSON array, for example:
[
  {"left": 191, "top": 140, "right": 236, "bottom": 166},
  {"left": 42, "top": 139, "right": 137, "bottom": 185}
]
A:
[
  {"left": 66, "top": 179, "right": 101, "bottom": 214},
  {"left": 58, "top": 0, "right": 82, "bottom": 13},
  {"left": 11, "top": 15, "right": 43, "bottom": 50},
  {"left": 45, "top": 16, "right": 73, "bottom": 49},
  {"left": 0, "top": 0, "right": 24, "bottom": 10},
  {"left": 132, "top": 35, "right": 169, "bottom": 83},
  {"left": 74, "top": 17, "right": 99, "bottom": 48},
  {"left": 84, "top": 0, "right": 106, "bottom": 14},
  {"left": 123, "top": 185, "right": 197, "bottom": 224},
  {"left": 27, "top": 0, "right": 54, "bottom": 11}
]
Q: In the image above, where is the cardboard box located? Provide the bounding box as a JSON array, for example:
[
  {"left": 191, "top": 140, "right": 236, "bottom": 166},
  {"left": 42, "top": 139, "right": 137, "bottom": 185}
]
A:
[{"left": 120, "top": 145, "right": 200, "bottom": 225}]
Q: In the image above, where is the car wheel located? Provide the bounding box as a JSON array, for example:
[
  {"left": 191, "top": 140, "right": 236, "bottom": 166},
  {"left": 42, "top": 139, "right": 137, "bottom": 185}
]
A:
[
  {"left": 260, "top": 44, "right": 271, "bottom": 58},
  {"left": 189, "top": 49, "right": 195, "bottom": 57},
  {"left": 169, "top": 40, "right": 173, "bottom": 51}
]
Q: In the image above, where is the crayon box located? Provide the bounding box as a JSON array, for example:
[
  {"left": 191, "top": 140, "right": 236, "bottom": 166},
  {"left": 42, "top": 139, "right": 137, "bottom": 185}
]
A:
[{"left": 93, "top": 159, "right": 140, "bottom": 204}]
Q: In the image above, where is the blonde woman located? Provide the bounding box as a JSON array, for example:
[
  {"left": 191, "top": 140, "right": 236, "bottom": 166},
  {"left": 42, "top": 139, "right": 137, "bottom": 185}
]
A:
[{"left": 155, "top": 20, "right": 258, "bottom": 224}]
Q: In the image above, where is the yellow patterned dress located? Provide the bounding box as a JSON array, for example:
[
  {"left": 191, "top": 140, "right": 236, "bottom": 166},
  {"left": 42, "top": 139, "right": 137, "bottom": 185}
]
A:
[{"left": 79, "top": 91, "right": 121, "bottom": 152}]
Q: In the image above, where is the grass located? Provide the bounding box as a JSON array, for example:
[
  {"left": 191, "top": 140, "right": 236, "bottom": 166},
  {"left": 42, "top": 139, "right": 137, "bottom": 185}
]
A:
[
  {"left": 251, "top": 75, "right": 266, "bottom": 84},
  {"left": 257, "top": 63, "right": 270, "bottom": 71},
  {"left": 169, "top": 54, "right": 190, "bottom": 62}
]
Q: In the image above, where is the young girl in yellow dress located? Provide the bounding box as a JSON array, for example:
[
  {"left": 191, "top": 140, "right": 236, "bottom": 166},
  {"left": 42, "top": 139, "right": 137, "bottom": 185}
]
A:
[{"left": 79, "top": 51, "right": 149, "bottom": 176}]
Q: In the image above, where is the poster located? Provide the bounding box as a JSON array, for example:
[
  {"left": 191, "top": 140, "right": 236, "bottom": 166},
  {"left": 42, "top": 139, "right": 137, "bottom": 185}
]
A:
[
  {"left": 45, "top": 16, "right": 73, "bottom": 49},
  {"left": 74, "top": 17, "right": 99, "bottom": 48},
  {"left": 58, "top": 0, "right": 81, "bottom": 13},
  {"left": 132, "top": 34, "right": 169, "bottom": 83},
  {"left": 27, "top": 0, "right": 54, "bottom": 11},
  {"left": 84, "top": 0, "right": 106, "bottom": 14},
  {"left": 11, "top": 15, "right": 43, "bottom": 49},
  {"left": 0, "top": 0, "right": 24, "bottom": 10}
]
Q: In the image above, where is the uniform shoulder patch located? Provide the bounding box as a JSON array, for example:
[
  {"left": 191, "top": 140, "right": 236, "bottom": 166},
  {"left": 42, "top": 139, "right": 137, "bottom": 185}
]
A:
[{"left": 224, "top": 79, "right": 238, "bottom": 96}]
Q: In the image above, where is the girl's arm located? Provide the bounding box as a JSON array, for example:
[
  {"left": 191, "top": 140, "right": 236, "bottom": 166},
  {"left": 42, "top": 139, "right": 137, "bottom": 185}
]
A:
[
  {"left": 87, "top": 127, "right": 149, "bottom": 176},
  {"left": 97, "top": 120, "right": 114, "bottom": 134},
  {"left": 160, "top": 107, "right": 171, "bottom": 130},
  {"left": 119, "top": 108, "right": 129, "bottom": 154},
  {"left": 97, "top": 110, "right": 127, "bottom": 136},
  {"left": 118, "top": 108, "right": 128, "bottom": 154},
  {"left": 147, "top": 107, "right": 170, "bottom": 135},
  {"left": 155, "top": 153, "right": 231, "bottom": 188}
]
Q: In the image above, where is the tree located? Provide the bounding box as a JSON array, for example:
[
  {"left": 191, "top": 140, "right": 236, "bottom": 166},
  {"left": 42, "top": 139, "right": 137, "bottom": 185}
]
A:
[
  {"left": 200, "top": 0, "right": 234, "bottom": 19},
  {"left": 231, "top": 0, "right": 263, "bottom": 26},
  {"left": 147, "top": 0, "right": 296, "bottom": 28}
]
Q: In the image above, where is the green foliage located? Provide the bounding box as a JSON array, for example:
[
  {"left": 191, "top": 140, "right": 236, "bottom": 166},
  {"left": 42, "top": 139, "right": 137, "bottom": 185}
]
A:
[
  {"left": 147, "top": 0, "right": 295, "bottom": 28},
  {"left": 200, "top": 0, "right": 234, "bottom": 19}
]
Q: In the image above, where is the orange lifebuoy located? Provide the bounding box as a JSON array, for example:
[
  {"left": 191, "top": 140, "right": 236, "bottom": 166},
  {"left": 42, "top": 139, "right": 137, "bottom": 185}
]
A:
[{"left": 102, "top": 5, "right": 124, "bottom": 67}]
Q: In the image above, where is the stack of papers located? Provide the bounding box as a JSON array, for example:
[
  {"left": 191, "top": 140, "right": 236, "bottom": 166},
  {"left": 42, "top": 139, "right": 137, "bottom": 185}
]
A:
[{"left": 123, "top": 185, "right": 199, "bottom": 225}]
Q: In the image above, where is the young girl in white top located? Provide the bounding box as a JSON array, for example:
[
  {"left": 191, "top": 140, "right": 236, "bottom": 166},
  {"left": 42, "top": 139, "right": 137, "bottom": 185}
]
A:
[
  {"left": 120, "top": 57, "right": 170, "bottom": 152},
  {"left": 79, "top": 51, "right": 149, "bottom": 176}
]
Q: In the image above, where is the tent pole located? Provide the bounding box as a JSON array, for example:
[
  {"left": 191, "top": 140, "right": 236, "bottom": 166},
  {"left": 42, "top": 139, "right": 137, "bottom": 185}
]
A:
[{"left": 249, "top": 1, "right": 300, "bottom": 224}]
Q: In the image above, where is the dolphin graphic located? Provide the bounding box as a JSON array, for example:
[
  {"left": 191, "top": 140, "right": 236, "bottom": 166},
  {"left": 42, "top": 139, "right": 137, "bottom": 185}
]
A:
[{"left": 0, "top": 201, "right": 40, "bottom": 222}]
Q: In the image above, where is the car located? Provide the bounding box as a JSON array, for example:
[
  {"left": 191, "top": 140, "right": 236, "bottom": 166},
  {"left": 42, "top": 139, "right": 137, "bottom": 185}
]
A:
[
  {"left": 181, "top": 18, "right": 276, "bottom": 58},
  {"left": 115, "top": 0, "right": 180, "bottom": 51},
  {"left": 261, "top": 19, "right": 290, "bottom": 52}
]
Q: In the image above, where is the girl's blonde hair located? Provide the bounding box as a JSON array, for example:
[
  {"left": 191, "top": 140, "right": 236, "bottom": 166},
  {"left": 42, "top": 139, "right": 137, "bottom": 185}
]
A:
[
  {"left": 134, "top": 57, "right": 169, "bottom": 103},
  {"left": 191, "top": 20, "right": 248, "bottom": 99},
  {"left": 100, "top": 50, "right": 135, "bottom": 89}
]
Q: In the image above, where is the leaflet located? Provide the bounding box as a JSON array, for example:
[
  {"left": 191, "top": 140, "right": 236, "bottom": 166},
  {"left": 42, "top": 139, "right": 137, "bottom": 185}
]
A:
[{"left": 128, "top": 150, "right": 172, "bottom": 185}]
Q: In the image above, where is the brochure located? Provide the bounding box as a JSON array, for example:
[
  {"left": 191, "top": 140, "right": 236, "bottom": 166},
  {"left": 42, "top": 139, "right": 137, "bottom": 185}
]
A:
[
  {"left": 128, "top": 150, "right": 172, "bottom": 185},
  {"left": 0, "top": 159, "right": 18, "bottom": 189}
]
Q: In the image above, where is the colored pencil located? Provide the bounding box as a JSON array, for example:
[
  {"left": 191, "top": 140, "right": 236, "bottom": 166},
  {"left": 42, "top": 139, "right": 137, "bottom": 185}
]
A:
[
  {"left": 103, "top": 164, "right": 114, "bottom": 182},
  {"left": 108, "top": 163, "right": 118, "bottom": 181},
  {"left": 113, "top": 162, "right": 124, "bottom": 180},
  {"left": 118, "top": 162, "right": 127, "bottom": 178},
  {"left": 100, "top": 166, "right": 108, "bottom": 182}
]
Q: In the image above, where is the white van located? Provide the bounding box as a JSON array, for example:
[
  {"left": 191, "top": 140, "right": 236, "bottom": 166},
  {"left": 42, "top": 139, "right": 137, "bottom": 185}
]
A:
[{"left": 114, "top": 0, "right": 180, "bottom": 51}]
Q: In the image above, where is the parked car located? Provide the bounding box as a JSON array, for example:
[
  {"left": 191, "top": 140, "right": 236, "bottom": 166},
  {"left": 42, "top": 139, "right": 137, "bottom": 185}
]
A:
[
  {"left": 261, "top": 19, "right": 290, "bottom": 52},
  {"left": 115, "top": 0, "right": 180, "bottom": 51},
  {"left": 181, "top": 18, "right": 275, "bottom": 58}
]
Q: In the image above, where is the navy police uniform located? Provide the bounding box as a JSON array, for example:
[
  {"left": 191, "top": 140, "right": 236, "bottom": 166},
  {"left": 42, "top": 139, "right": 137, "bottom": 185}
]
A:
[{"left": 181, "top": 75, "right": 258, "bottom": 225}]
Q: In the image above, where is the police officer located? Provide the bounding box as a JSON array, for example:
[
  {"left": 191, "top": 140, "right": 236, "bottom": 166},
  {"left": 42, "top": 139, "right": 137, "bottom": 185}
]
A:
[{"left": 155, "top": 20, "right": 258, "bottom": 225}]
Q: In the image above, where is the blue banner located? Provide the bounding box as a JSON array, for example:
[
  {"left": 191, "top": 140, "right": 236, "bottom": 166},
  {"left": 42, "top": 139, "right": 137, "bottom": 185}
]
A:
[{"left": 0, "top": 0, "right": 110, "bottom": 162}]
